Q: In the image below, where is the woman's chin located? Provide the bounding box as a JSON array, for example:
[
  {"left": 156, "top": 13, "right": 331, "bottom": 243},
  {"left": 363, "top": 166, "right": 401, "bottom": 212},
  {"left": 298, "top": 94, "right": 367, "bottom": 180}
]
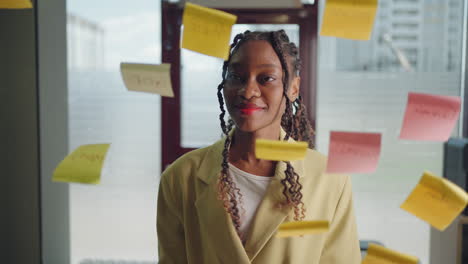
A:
[
  {"left": 233, "top": 119, "right": 274, "bottom": 133},
  {"left": 233, "top": 122, "right": 261, "bottom": 133}
]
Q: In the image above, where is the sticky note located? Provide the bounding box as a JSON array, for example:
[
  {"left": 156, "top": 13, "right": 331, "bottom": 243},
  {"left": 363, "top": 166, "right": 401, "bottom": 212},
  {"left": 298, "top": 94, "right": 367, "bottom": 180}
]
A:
[
  {"left": 326, "top": 131, "right": 381, "bottom": 174},
  {"left": 401, "top": 171, "right": 468, "bottom": 231},
  {"left": 52, "top": 144, "right": 111, "bottom": 184},
  {"left": 320, "top": 0, "right": 377, "bottom": 40},
  {"left": 399, "top": 92, "right": 461, "bottom": 141},
  {"left": 276, "top": 221, "right": 329, "bottom": 238},
  {"left": 181, "top": 2, "right": 237, "bottom": 60},
  {"left": 362, "top": 243, "right": 419, "bottom": 264},
  {"left": 255, "top": 139, "right": 308, "bottom": 161},
  {"left": 0, "top": 0, "right": 32, "bottom": 8},
  {"left": 120, "top": 63, "right": 174, "bottom": 97}
]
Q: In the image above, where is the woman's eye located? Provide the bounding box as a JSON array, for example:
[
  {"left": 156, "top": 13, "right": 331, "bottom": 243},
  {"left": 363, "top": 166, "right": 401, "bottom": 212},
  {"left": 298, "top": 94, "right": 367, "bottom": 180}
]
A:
[
  {"left": 227, "top": 73, "right": 242, "bottom": 81},
  {"left": 261, "top": 76, "right": 275, "bottom": 83}
]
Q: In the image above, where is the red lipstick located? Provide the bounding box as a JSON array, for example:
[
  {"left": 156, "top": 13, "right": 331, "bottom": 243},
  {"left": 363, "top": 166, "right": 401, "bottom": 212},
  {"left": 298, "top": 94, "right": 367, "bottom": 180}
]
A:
[
  {"left": 240, "top": 108, "right": 261, "bottom": 115},
  {"left": 238, "top": 103, "right": 264, "bottom": 115}
]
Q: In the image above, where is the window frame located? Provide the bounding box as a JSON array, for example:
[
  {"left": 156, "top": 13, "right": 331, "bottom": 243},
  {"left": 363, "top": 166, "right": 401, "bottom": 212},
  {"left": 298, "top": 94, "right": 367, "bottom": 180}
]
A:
[{"left": 161, "top": 2, "right": 319, "bottom": 171}]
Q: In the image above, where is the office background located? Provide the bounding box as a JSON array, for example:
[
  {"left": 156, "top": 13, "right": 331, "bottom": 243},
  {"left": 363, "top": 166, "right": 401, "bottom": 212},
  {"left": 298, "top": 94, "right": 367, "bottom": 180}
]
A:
[{"left": 2, "top": 0, "right": 468, "bottom": 263}]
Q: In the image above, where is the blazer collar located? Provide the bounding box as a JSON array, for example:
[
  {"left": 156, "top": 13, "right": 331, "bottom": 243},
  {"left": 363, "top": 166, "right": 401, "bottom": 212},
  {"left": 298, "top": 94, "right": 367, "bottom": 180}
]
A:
[
  {"left": 243, "top": 157, "right": 305, "bottom": 261},
  {"left": 195, "top": 127, "right": 307, "bottom": 262}
]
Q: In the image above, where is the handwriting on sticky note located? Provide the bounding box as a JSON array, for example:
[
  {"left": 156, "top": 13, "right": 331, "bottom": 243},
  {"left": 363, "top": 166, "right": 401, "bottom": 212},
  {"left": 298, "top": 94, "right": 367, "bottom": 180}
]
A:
[
  {"left": 320, "top": 0, "right": 377, "bottom": 40},
  {"left": 276, "top": 220, "right": 329, "bottom": 238},
  {"left": 181, "top": 2, "right": 237, "bottom": 60},
  {"left": 52, "top": 144, "right": 111, "bottom": 184},
  {"left": 70, "top": 153, "right": 106, "bottom": 163},
  {"left": 400, "top": 92, "right": 461, "bottom": 141},
  {"left": 0, "top": 0, "right": 32, "bottom": 8},
  {"left": 400, "top": 171, "right": 468, "bottom": 231},
  {"left": 362, "top": 243, "right": 419, "bottom": 264},
  {"left": 120, "top": 63, "right": 174, "bottom": 97},
  {"left": 326, "top": 131, "right": 381, "bottom": 174},
  {"left": 255, "top": 139, "right": 308, "bottom": 161}
]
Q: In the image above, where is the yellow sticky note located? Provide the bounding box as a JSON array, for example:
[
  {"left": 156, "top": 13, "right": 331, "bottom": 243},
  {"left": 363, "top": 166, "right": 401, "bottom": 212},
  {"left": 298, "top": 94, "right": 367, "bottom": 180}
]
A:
[
  {"left": 181, "top": 2, "right": 237, "bottom": 60},
  {"left": 400, "top": 171, "right": 468, "bottom": 231},
  {"left": 0, "top": 0, "right": 32, "bottom": 9},
  {"left": 276, "top": 221, "right": 329, "bottom": 238},
  {"left": 362, "top": 243, "right": 418, "bottom": 264},
  {"left": 320, "top": 0, "right": 377, "bottom": 40},
  {"left": 255, "top": 139, "right": 308, "bottom": 161},
  {"left": 120, "top": 63, "right": 174, "bottom": 97},
  {"left": 52, "top": 144, "right": 111, "bottom": 184}
]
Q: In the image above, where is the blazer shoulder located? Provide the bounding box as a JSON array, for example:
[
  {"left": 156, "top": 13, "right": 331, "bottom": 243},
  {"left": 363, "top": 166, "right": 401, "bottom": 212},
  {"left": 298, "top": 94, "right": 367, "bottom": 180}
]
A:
[
  {"left": 161, "top": 145, "right": 212, "bottom": 180},
  {"left": 305, "top": 148, "right": 328, "bottom": 171},
  {"left": 304, "top": 148, "right": 349, "bottom": 191}
]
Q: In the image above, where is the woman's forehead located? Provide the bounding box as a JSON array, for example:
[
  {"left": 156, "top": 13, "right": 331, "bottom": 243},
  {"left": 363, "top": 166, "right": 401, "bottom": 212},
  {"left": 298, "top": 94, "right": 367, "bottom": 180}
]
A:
[{"left": 229, "top": 40, "right": 281, "bottom": 68}]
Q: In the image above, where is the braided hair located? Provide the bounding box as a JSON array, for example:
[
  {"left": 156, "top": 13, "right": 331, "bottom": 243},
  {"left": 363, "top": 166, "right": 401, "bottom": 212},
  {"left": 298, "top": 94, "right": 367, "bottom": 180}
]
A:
[{"left": 216, "top": 30, "right": 315, "bottom": 238}]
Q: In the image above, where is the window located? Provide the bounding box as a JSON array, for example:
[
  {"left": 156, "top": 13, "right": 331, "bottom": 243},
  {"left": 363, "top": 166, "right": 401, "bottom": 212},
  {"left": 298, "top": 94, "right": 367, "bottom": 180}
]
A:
[
  {"left": 66, "top": 1, "right": 161, "bottom": 263},
  {"left": 317, "top": 0, "right": 465, "bottom": 263},
  {"left": 161, "top": 3, "right": 318, "bottom": 170}
]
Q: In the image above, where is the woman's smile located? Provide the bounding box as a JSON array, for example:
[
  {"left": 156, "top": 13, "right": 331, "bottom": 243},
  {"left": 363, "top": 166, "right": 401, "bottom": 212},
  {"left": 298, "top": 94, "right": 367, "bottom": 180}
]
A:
[{"left": 236, "top": 102, "right": 266, "bottom": 115}]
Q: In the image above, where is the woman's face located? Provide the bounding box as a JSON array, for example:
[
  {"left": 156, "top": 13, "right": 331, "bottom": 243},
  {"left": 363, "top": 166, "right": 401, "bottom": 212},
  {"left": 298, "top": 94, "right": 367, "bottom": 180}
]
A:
[{"left": 223, "top": 40, "right": 299, "bottom": 133}]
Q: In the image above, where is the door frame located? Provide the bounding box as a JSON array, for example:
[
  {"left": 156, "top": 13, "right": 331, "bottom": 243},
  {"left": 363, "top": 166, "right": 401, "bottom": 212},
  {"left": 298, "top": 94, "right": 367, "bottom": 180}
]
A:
[{"left": 161, "top": 2, "right": 319, "bottom": 171}]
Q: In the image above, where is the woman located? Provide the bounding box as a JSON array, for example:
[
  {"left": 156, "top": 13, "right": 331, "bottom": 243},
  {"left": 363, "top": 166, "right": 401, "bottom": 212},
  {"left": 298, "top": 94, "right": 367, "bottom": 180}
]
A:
[{"left": 157, "top": 30, "right": 361, "bottom": 264}]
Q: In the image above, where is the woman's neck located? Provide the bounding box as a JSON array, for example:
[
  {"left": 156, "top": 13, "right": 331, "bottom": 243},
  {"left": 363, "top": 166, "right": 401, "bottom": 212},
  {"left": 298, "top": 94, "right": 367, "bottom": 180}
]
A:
[{"left": 228, "top": 126, "right": 280, "bottom": 176}]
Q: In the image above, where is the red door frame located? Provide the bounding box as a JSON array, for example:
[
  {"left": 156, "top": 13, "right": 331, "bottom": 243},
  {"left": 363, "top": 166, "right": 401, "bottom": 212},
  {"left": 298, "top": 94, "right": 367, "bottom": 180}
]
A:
[{"left": 161, "top": 2, "right": 319, "bottom": 171}]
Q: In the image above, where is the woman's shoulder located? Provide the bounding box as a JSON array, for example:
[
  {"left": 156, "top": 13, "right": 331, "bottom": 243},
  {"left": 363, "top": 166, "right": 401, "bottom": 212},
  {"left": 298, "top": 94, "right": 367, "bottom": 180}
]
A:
[
  {"left": 305, "top": 148, "right": 327, "bottom": 167},
  {"left": 302, "top": 148, "right": 328, "bottom": 176},
  {"left": 300, "top": 149, "right": 353, "bottom": 215},
  {"left": 160, "top": 136, "right": 225, "bottom": 182},
  {"left": 303, "top": 148, "right": 350, "bottom": 191},
  {"left": 162, "top": 145, "right": 213, "bottom": 178}
]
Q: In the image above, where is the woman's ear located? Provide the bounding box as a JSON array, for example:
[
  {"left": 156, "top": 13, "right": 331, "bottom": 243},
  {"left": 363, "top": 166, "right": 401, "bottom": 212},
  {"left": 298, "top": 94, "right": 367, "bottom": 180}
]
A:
[{"left": 287, "top": 76, "right": 301, "bottom": 102}]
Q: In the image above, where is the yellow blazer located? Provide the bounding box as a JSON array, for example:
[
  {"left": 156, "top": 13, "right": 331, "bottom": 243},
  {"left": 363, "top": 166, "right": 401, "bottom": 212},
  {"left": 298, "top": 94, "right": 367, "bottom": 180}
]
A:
[{"left": 157, "top": 133, "right": 361, "bottom": 264}]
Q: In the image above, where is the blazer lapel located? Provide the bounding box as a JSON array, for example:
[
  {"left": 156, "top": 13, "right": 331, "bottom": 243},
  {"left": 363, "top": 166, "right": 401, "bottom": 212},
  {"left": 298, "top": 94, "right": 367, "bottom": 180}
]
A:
[
  {"left": 194, "top": 137, "right": 250, "bottom": 263},
  {"left": 194, "top": 128, "right": 309, "bottom": 262},
  {"left": 243, "top": 159, "right": 305, "bottom": 261}
]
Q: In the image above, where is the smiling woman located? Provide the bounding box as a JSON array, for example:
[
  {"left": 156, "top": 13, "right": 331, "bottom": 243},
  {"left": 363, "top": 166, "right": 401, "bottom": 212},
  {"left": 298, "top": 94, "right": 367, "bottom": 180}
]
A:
[{"left": 157, "top": 30, "right": 361, "bottom": 264}]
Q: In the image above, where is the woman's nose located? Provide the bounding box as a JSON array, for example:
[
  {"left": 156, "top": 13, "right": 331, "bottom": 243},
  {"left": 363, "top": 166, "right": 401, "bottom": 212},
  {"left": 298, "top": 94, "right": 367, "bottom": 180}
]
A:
[{"left": 239, "top": 78, "right": 260, "bottom": 99}]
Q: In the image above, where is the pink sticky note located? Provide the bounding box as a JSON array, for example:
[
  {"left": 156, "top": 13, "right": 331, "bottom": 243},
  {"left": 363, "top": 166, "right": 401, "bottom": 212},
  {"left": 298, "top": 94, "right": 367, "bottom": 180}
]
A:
[
  {"left": 326, "top": 131, "right": 382, "bottom": 174},
  {"left": 399, "top": 92, "right": 461, "bottom": 141}
]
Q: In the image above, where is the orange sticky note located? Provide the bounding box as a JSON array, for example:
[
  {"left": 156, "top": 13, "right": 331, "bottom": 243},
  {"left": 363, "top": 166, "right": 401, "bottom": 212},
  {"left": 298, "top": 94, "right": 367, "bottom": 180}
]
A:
[
  {"left": 181, "top": 2, "right": 237, "bottom": 60},
  {"left": 399, "top": 92, "right": 461, "bottom": 141},
  {"left": 362, "top": 243, "right": 419, "bottom": 264},
  {"left": 52, "top": 144, "right": 111, "bottom": 184},
  {"left": 400, "top": 171, "right": 468, "bottom": 231},
  {"left": 320, "top": 0, "right": 377, "bottom": 40},
  {"left": 326, "top": 131, "right": 381, "bottom": 174}
]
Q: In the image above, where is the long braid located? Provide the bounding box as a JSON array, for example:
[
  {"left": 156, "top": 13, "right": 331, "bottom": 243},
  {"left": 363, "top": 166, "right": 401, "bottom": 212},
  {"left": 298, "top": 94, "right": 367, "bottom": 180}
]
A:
[
  {"left": 217, "top": 32, "right": 249, "bottom": 134},
  {"left": 270, "top": 30, "right": 306, "bottom": 221},
  {"left": 293, "top": 96, "right": 316, "bottom": 148},
  {"left": 217, "top": 134, "right": 245, "bottom": 238},
  {"left": 216, "top": 32, "right": 248, "bottom": 239}
]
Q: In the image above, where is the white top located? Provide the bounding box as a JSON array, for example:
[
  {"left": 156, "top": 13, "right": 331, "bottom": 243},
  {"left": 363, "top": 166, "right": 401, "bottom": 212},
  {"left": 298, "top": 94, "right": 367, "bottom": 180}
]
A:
[{"left": 228, "top": 163, "right": 274, "bottom": 236}]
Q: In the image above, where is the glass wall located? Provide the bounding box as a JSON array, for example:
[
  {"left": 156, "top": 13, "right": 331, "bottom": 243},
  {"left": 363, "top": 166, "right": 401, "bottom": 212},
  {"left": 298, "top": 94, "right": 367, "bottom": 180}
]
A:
[
  {"left": 63, "top": 0, "right": 466, "bottom": 263},
  {"left": 67, "top": 1, "right": 161, "bottom": 263},
  {"left": 316, "top": 1, "right": 465, "bottom": 263}
]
